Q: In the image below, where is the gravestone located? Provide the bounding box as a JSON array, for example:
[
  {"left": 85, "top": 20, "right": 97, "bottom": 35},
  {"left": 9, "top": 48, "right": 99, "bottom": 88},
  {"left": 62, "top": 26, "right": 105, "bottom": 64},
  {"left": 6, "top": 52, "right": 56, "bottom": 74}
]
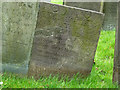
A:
[
  {"left": 28, "top": 2, "right": 104, "bottom": 79},
  {"left": 113, "top": 1, "right": 120, "bottom": 85},
  {"left": 63, "top": 1, "right": 117, "bottom": 30},
  {"left": 102, "top": 2, "right": 117, "bottom": 30},
  {"left": 2, "top": 2, "right": 39, "bottom": 74}
]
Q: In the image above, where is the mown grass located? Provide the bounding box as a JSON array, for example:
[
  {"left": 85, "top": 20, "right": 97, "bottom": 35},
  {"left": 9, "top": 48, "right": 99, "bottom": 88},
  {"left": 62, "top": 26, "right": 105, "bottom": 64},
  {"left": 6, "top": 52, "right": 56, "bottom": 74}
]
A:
[{"left": 1, "top": 30, "right": 118, "bottom": 88}]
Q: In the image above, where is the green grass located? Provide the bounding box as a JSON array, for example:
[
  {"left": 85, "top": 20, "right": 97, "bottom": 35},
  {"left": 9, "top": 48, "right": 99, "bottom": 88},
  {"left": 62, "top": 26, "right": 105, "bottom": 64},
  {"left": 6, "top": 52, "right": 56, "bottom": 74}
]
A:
[
  {"left": 1, "top": 30, "right": 118, "bottom": 88},
  {"left": 51, "top": 0, "right": 63, "bottom": 5}
]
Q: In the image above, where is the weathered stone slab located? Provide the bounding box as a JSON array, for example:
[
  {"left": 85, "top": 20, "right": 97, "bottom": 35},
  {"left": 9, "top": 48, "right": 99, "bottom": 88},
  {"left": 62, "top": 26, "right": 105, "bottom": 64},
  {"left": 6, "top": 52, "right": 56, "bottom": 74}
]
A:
[
  {"left": 113, "top": 1, "right": 120, "bottom": 85},
  {"left": 63, "top": 1, "right": 117, "bottom": 30},
  {"left": 2, "top": 2, "right": 39, "bottom": 74},
  {"left": 28, "top": 2, "right": 104, "bottom": 79},
  {"left": 102, "top": 2, "right": 117, "bottom": 30}
]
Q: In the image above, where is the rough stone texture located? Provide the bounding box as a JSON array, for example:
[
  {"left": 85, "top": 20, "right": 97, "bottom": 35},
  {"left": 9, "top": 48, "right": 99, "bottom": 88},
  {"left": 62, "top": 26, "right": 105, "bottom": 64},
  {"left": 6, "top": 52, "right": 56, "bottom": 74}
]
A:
[
  {"left": 28, "top": 2, "right": 104, "bottom": 79},
  {"left": 2, "top": 2, "right": 39, "bottom": 74},
  {"left": 102, "top": 2, "right": 117, "bottom": 30},
  {"left": 113, "top": 2, "right": 120, "bottom": 85},
  {"left": 63, "top": 1, "right": 103, "bottom": 12},
  {"left": 64, "top": 1, "right": 117, "bottom": 30}
]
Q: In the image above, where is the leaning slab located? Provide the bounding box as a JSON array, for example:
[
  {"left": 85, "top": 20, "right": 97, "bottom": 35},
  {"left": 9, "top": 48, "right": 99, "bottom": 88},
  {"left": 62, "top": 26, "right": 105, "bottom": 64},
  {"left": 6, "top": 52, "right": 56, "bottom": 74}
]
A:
[
  {"left": 28, "top": 2, "right": 104, "bottom": 79},
  {"left": 2, "top": 2, "right": 39, "bottom": 74}
]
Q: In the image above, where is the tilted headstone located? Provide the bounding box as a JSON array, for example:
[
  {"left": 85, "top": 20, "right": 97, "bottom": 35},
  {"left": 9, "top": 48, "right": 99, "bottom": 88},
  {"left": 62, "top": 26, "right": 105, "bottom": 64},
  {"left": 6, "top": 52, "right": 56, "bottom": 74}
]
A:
[
  {"left": 63, "top": 1, "right": 117, "bottom": 30},
  {"left": 2, "top": 2, "right": 39, "bottom": 74},
  {"left": 113, "top": 1, "right": 120, "bottom": 85},
  {"left": 28, "top": 2, "right": 104, "bottom": 79}
]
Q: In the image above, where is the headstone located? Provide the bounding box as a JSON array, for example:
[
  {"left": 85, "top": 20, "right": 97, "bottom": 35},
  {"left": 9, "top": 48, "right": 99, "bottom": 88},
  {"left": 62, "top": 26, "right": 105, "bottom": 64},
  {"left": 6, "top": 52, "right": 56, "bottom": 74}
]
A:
[
  {"left": 28, "top": 2, "right": 104, "bottom": 79},
  {"left": 102, "top": 2, "right": 117, "bottom": 30},
  {"left": 113, "top": 1, "right": 120, "bottom": 85},
  {"left": 63, "top": 1, "right": 117, "bottom": 30},
  {"left": 2, "top": 2, "right": 39, "bottom": 74}
]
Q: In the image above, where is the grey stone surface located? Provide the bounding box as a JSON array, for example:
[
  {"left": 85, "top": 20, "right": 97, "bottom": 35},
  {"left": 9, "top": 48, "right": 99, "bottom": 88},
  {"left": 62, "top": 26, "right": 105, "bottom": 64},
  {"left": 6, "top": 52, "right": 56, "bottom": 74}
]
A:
[
  {"left": 102, "top": 2, "right": 117, "bottom": 30},
  {"left": 63, "top": 1, "right": 103, "bottom": 12},
  {"left": 28, "top": 2, "right": 104, "bottom": 79},
  {"left": 63, "top": 1, "right": 117, "bottom": 30},
  {"left": 2, "top": 2, "right": 39, "bottom": 74},
  {"left": 113, "top": 2, "right": 120, "bottom": 84}
]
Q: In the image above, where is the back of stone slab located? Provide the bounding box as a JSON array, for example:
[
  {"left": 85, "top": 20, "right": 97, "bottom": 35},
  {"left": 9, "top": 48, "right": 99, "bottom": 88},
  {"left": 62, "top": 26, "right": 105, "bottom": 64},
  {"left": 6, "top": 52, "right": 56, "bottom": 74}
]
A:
[{"left": 28, "top": 2, "right": 104, "bottom": 79}]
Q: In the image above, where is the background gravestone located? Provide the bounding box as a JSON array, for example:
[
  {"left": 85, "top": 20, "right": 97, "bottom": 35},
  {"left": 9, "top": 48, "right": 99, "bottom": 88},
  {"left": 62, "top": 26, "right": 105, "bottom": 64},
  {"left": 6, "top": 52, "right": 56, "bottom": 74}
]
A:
[
  {"left": 2, "top": 2, "right": 39, "bottom": 74},
  {"left": 63, "top": 1, "right": 103, "bottom": 12},
  {"left": 63, "top": 1, "right": 117, "bottom": 30},
  {"left": 28, "top": 2, "right": 104, "bottom": 79},
  {"left": 102, "top": 2, "right": 117, "bottom": 30},
  {"left": 113, "top": 1, "right": 120, "bottom": 85}
]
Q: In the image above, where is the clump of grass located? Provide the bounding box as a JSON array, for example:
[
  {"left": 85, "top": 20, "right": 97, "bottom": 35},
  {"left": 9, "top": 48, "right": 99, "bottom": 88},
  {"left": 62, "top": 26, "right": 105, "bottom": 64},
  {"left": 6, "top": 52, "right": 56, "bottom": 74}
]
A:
[{"left": 1, "top": 30, "right": 118, "bottom": 88}]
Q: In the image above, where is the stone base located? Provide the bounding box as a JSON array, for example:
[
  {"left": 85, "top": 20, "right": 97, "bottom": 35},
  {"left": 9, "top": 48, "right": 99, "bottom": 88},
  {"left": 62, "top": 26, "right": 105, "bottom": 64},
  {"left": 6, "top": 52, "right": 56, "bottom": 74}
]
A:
[
  {"left": 28, "top": 60, "right": 91, "bottom": 79},
  {"left": 2, "top": 63, "right": 28, "bottom": 74}
]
